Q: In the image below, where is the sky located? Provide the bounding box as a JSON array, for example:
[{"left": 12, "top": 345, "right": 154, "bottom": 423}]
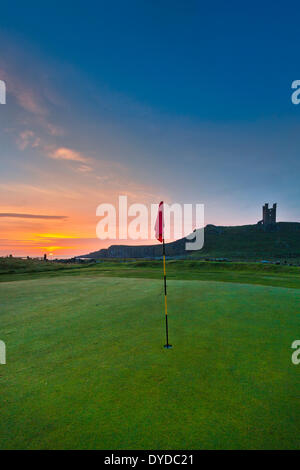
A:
[{"left": 0, "top": 1, "right": 300, "bottom": 257}]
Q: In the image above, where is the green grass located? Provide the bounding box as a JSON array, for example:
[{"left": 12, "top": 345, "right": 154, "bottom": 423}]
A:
[
  {"left": 0, "top": 270, "right": 299, "bottom": 449},
  {"left": 0, "top": 257, "right": 79, "bottom": 274},
  {"left": 1, "top": 259, "right": 300, "bottom": 289}
]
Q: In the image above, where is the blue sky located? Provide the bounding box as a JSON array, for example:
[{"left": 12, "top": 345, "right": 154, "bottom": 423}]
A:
[
  {"left": 0, "top": 1, "right": 299, "bottom": 256},
  {"left": 1, "top": 1, "right": 298, "bottom": 119}
]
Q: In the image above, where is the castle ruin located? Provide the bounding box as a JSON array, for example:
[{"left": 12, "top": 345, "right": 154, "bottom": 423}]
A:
[{"left": 259, "top": 203, "right": 277, "bottom": 226}]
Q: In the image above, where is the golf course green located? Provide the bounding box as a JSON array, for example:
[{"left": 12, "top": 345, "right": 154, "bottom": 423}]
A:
[{"left": 0, "top": 264, "right": 299, "bottom": 449}]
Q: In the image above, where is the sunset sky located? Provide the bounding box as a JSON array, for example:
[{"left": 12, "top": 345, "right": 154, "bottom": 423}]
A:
[{"left": 1, "top": 1, "right": 300, "bottom": 257}]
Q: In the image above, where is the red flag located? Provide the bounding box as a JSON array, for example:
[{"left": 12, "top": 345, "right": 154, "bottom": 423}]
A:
[{"left": 155, "top": 201, "right": 164, "bottom": 243}]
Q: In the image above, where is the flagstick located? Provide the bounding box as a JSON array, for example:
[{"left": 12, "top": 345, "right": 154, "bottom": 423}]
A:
[{"left": 163, "top": 238, "right": 172, "bottom": 349}]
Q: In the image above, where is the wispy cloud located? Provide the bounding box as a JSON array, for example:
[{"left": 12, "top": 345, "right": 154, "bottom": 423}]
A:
[
  {"left": 48, "top": 147, "right": 90, "bottom": 163},
  {"left": 16, "top": 89, "right": 46, "bottom": 115},
  {"left": 0, "top": 66, "right": 47, "bottom": 116},
  {"left": 17, "top": 130, "right": 41, "bottom": 150},
  {"left": 76, "top": 164, "right": 93, "bottom": 173},
  {"left": 34, "top": 233, "right": 82, "bottom": 239},
  {"left": 46, "top": 122, "right": 64, "bottom": 136},
  {"left": 0, "top": 213, "right": 68, "bottom": 219},
  {"left": 0, "top": 56, "right": 65, "bottom": 142}
]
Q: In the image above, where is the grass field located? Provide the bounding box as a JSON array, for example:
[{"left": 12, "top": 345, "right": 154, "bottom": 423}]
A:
[{"left": 0, "top": 261, "right": 299, "bottom": 449}]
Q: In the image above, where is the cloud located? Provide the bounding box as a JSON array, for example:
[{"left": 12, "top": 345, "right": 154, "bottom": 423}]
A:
[
  {"left": 76, "top": 164, "right": 93, "bottom": 173},
  {"left": 0, "top": 59, "right": 65, "bottom": 140},
  {"left": 46, "top": 122, "right": 64, "bottom": 136},
  {"left": 16, "top": 89, "right": 46, "bottom": 115},
  {"left": 48, "top": 147, "right": 89, "bottom": 163},
  {"left": 0, "top": 213, "right": 68, "bottom": 219},
  {"left": 0, "top": 66, "right": 47, "bottom": 116},
  {"left": 17, "top": 130, "right": 41, "bottom": 150}
]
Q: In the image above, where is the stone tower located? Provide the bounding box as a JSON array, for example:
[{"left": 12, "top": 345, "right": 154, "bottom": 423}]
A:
[{"left": 262, "top": 203, "right": 277, "bottom": 226}]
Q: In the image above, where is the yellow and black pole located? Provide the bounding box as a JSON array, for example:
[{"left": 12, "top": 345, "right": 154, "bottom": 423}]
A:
[
  {"left": 155, "top": 201, "right": 172, "bottom": 349},
  {"left": 163, "top": 238, "right": 172, "bottom": 349}
]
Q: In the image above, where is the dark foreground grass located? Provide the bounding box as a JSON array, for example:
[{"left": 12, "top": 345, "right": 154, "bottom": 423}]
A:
[
  {"left": 0, "top": 275, "right": 299, "bottom": 449},
  {"left": 1, "top": 259, "right": 300, "bottom": 289}
]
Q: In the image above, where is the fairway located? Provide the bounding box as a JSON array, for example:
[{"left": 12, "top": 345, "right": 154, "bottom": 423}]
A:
[{"left": 0, "top": 275, "right": 299, "bottom": 449}]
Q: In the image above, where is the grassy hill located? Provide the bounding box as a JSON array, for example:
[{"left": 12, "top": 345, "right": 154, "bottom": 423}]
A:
[
  {"left": 81, "top": 222, "right": 300, "bottom": 261},
  {"left": 192, "top": 222, "right": 300, "bottom": 260}
]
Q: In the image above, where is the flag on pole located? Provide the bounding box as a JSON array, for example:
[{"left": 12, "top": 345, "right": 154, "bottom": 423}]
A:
[
  {"left": 155, "top": 201, "right": 164, "bottom": 242},
  {"left": 155, "top": 201, "right": 172, "bottom": 349}
]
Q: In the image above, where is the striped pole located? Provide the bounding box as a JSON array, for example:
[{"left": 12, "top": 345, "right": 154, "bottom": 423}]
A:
[{"left": 163, "top": 238, "right": 172, "bottom": 349}]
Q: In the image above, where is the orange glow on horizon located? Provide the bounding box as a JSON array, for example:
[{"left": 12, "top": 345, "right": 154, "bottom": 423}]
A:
[
  {"left": 34, "top": 233, "right": 82, "bottom": 239},
  {"left": 40, "top": 246, "right": 76, "bottom": 252},
  {"left": 0, "top": 173, "right": 168, "bottom": 257}
]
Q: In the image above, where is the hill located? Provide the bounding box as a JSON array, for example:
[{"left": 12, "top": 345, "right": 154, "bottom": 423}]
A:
[{"left": 80, "top": 222, "right": 300, "bottom": 261}]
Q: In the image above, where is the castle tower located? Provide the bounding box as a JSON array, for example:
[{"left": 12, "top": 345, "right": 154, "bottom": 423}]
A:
[{"left": 262, "top": 203, "right": 276, "bottom": 226}]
